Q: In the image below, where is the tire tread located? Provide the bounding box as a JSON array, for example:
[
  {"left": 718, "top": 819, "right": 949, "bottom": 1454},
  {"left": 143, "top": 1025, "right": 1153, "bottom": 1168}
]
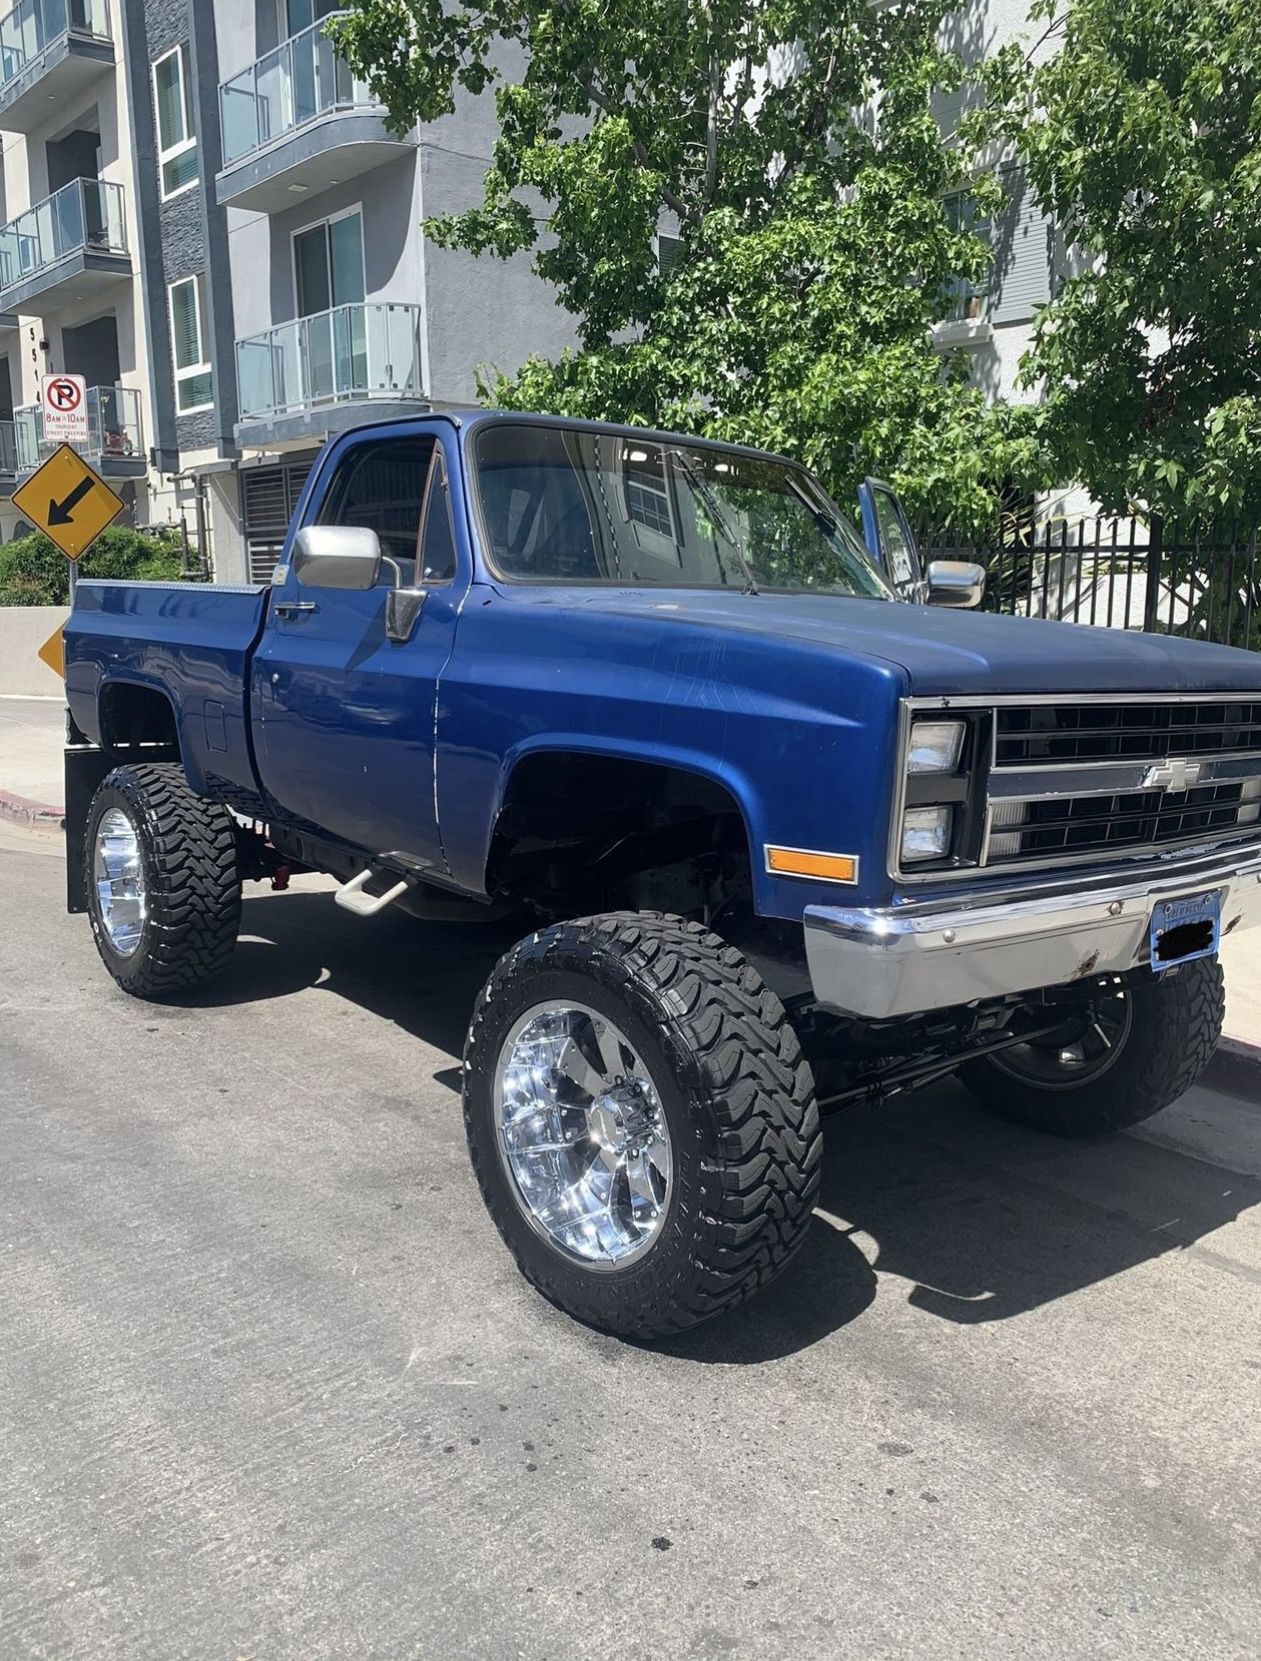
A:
[
  {"left": 86, "top": 762, "right": 240, "bottom": 998},
  {"left": 463, "top": 911, "right": 823, "bottom": 1339}
]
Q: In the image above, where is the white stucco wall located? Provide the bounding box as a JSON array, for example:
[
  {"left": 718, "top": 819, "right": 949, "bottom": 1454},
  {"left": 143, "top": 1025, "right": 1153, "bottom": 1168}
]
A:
[{"left": 0, "top": 606, "right": 70, "bottom": 696}]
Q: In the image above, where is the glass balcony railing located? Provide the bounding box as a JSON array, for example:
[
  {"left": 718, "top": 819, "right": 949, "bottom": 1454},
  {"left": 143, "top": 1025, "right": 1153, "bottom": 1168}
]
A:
[
  {"left": 236, "top": 302, "right": 424, "bottom": 420},
  {"left": 0, "top": 0, "right": 110, "bottom": 95},
  {"left": 0, "top": 178, "right": 127, "bottom": 296},
  {"left": 0, "top": 419, "right": 16, "bottom": 474},
  {"left": 220, "top": 12, "right": 375, "bottom": 165},
  {"left": 15, "top": 382, "right": 143, "bottom": 471}
]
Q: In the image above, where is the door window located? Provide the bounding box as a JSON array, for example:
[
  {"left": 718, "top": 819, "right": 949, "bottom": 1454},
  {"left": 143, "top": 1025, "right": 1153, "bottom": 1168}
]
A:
[
  {"left": 294, "top": 210, "right": 366, "bottom": 402},
  {"left": 294, "top": 209, "right": 364, "bottom": 318},
  {"left": 285, "top": 0, "right": 340, "bottom": 34},
  {"left": 418, "top": 450, "right": 457, "bottom": 584},
  {"left": 872, "top": 489, "right": 919, "bottom": 590},
  {"left": 316, "top": 434, "right": 436, "bottom": 581}
]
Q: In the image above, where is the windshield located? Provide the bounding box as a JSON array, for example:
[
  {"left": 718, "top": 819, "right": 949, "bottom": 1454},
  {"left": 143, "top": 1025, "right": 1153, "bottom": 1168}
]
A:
[{"left": 472, "top": 423, "right": 895, "bottom": 600}]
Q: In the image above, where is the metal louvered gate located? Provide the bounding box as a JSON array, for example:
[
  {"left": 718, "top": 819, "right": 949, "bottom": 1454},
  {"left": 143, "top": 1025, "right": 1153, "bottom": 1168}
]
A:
[{"left": 241, "top": 460, "right": 315, "bottom": 584}]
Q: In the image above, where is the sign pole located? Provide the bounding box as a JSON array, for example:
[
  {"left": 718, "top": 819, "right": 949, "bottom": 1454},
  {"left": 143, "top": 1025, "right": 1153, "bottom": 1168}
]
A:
[{"left": 15, "top": 441, "right": 125, "bottom": 687}]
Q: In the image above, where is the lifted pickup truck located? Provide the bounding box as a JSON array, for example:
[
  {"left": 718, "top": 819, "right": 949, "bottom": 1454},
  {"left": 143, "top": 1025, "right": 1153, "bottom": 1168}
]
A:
[{"left": 63, "top": 412, "right": 1261, "bottom": 1338}]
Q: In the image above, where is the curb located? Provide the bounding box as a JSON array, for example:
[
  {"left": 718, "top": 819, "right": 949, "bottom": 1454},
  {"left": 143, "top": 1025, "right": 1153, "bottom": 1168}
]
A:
[
  {"left": 0, "top": 788, "right": 64, "bottom": 833},
  {"left": 1205, "top": 1036, "right": 1261, "bottom": 1102}
]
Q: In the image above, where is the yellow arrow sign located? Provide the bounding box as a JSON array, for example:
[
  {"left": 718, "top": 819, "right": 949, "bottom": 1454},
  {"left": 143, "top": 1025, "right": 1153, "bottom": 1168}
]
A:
[
  {"left": 37, "top": 624, "right": 65, "bottom": 680},
  {"left": 12, "top": 442, "right": 125, "bottom": 561}
]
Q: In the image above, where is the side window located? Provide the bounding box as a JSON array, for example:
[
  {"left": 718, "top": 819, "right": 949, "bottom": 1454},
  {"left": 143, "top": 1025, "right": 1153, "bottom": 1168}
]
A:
[
  {"left": 418, "top": 450, "right": 457, "bottom": 584},
  {"left": 317, "top": 435, "right": 435, "bottom": 583},
  {"left": 873, "top": 490, "right": 918, "bottom": 589}
]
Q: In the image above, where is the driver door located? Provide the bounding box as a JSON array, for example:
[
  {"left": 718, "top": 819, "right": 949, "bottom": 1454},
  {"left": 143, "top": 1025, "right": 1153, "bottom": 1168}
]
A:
[
  {"left": 857, "top": 478, "right": 928, "bottom": 603},
  {"left": 252, "top": 428, "right": 465, "bottom": 876}
]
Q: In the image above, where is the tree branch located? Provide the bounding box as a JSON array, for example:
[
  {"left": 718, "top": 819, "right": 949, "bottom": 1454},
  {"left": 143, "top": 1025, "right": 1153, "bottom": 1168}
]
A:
[
  {"left": 584, "top": 77, "right": 695, "bottom": 223},
  {"left": 704, "top": 52, "right": 720, "bottom": 204}
]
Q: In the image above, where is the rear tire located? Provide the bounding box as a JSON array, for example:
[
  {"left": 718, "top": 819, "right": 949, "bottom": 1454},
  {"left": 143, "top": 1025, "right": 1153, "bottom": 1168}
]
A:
[
  {"left": 84, "top": 762, "right": 241, "bottom": 999},
  {"left": 960, "top": 960, "right": 1225, "bottom": 1138},
  {"left": 463, "top": 911, "right": 823, "bottom": 1339}
]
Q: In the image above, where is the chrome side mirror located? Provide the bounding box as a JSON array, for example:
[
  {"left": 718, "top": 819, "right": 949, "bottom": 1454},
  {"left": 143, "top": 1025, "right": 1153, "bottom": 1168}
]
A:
[
  {"left": 927, "top": 558, "right": 986, "bottom": 609},
  {"left": 292, "top": 525, "right": 382, "bottom": 590}
]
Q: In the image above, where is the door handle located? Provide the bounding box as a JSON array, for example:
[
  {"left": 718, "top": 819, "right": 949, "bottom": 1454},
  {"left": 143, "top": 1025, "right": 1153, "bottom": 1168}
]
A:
[{"left": 273, "top": 600, "right": 318, "bottom": 619}]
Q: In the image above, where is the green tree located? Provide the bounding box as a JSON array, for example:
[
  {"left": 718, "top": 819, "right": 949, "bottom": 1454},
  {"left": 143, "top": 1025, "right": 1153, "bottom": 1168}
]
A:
[
  {"left": 982, "top": 0, "right": 1261, "bottom": 526},
  {"left": 334, "top": 0, "right": 1038, "bottom": 529},
  {"left": 0, "top": 525, "right": 188, "bottom": 606}
]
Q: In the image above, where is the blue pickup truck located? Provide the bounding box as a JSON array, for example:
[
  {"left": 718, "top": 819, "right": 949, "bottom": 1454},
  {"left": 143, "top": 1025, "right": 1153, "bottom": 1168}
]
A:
[{"left": 63, "top": 411, "right": 1261, "bottom": 1338}]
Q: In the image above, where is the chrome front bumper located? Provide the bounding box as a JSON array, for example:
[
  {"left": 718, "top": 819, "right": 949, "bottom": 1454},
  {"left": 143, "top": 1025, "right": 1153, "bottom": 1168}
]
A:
[{"left": 803, "top": 841, "right": 1261, "bottom": 1019}]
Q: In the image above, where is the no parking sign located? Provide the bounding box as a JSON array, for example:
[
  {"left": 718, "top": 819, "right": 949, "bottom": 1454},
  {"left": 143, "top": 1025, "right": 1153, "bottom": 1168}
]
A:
[{"left": 41, "top": 373, "right": 89, "bottom": 446}]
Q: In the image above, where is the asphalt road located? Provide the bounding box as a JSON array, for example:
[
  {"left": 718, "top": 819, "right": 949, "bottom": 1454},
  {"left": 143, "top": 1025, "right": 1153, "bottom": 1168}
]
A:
[{"left": 2, "top": 829, "right": 1259, "bottom": 1661}]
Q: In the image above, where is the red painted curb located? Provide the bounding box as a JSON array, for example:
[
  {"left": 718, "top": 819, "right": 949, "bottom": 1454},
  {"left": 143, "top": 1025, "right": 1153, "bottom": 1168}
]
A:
[{"left": 0, "top": 788, "right": 64, "bottom": 831}]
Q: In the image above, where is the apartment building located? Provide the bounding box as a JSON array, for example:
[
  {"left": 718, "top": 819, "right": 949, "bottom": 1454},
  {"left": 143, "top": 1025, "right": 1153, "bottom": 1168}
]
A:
[
  {"left": 934, "top": 0, "right": 1060, "bottom": 412},
  {"left": 0, "top": 0, "right": 573, "bottom": 577},
  {"left": 0, "top": 0, "right": 155, "bottom": 540},
  {"left": 212, "top": 0, "right": 575, "bottom": 582}
]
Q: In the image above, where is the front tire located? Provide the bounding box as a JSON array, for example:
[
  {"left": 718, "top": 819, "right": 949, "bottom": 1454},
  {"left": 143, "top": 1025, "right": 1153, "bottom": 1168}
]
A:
[
  {"left": 463, "top": 912, "right": 823, "bottom": 1339},
  {"left": 960, "top": 960, "right": 1225, "bottom": 1137},
  {"left": 85, "top": 762, "right": 241, "bottom": 999}
]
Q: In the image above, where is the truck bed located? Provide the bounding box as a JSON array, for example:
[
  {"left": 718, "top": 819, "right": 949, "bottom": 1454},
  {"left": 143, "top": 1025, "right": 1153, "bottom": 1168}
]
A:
[{"left": 65, "top": 579, "right": 270, "bottom": 808}]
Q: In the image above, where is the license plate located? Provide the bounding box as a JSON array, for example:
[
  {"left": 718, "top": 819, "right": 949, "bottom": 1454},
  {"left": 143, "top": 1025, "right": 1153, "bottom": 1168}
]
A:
[{"left": 1149, "top": 890, "right": 1222, "bottom": 972}]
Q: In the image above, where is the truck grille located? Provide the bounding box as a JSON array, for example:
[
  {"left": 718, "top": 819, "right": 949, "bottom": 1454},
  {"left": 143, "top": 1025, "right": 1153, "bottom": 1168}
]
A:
[
  {"left": 995, "top": 700, "right": 1261, "bottom": 767},
  {"left": 989, "top": 781, "right": 1251, "bottom": 864},
  {"left": 984, "top": 698, "right": 1261, "bottom": 868}
]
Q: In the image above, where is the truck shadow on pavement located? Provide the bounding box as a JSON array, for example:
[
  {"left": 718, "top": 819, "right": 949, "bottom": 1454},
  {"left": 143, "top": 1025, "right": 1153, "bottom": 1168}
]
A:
[{"left": 184, "top": 889, "right": 1261, "bottom": 1364}]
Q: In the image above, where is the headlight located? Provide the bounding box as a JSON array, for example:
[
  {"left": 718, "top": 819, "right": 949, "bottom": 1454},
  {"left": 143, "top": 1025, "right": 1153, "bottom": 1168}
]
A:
[
  {"left": 908, "top": 719, "right": 966, "bottom": 775},
  {"left": 902, "top": 806, "right": 953, "bottom": 862}
]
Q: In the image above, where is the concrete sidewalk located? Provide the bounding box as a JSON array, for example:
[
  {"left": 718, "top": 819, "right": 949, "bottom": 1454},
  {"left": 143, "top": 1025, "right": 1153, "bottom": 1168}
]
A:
[
  {"left": 0, "top": 696, "right": 65, "bottom": 828},
  {"left": 1, "top": 693, "right": 1258, "bottom": 1063}
]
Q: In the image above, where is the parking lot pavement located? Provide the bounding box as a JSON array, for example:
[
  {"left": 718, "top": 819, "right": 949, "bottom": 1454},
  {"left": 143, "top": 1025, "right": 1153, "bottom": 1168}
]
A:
[{"left": 2, "top": 835, "right": 1259, "bottom": 1661}]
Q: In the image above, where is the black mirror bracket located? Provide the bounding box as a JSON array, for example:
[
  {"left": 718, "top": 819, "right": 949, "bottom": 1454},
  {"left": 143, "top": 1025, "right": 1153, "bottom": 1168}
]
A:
[{"left": 386, "top": 588, "right": 427, "bottom": 644}]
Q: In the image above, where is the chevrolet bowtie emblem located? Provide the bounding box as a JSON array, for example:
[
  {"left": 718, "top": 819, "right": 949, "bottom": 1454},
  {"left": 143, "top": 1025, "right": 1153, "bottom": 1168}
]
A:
[{"left": 1143, "top": 758, "right": 1203, "bottom": 792}]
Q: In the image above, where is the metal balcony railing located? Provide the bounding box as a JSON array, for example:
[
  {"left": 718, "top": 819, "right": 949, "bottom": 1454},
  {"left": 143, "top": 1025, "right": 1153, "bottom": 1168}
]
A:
[
  {"left": 236, "top": 302, "right": 424, "bottom": 420},
  {"left": 0, "top": 0, "right": 109, "bottom": 95},
  {"left": 15, "top": 382, "right": 143, "bottom": 471},
  {"left": 220, "top": 11, "right": 375, "bottom": 165},
  {"left": 0, "top": 177, "right": 127, "bottom": 295}
]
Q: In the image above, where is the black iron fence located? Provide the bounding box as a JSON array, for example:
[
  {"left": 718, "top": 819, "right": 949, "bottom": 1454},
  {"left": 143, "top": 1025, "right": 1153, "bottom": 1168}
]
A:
[{"left": 917, "top": 516, "right": 1261, "bottom": 652}]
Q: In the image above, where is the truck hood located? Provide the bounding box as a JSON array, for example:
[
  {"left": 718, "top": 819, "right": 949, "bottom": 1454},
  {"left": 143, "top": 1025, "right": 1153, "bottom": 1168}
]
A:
[{"left": 510, "top": 587, "right": 1261, "bottom": 696}]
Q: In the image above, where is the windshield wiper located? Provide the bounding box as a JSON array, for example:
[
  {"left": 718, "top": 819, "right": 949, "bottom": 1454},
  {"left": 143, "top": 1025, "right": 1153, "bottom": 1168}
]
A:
[{"left": 673, "top": 452, "right": 759, "bottom": 595}]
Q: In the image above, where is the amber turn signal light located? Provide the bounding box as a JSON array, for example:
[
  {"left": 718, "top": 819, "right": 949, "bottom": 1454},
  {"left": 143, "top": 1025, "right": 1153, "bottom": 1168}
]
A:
[{"left": 764, "top": 846, "right": 859, "bottom": 884}]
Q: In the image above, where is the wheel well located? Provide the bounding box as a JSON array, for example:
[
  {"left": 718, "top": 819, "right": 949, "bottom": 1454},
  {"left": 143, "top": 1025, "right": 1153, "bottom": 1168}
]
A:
[
  {"left": 98, "top": 682, "right": 180, "bottom": 757},
  {"left": 486, "top": 752, "right": 753, "bottom": 923}
]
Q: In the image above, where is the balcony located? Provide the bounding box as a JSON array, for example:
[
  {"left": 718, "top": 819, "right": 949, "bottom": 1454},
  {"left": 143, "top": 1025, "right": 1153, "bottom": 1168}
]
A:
[
  {"left": 0, "top": 0, "right": 112, "bottom": 133},
  {"left": 235, "top": 301, "right": 425, "bottom": 447},
  {"left": 0, "top": 177, "right": 130, "bottom": 312},
  {"left": 216, "top": 13, "right": 411, "bottom": 213},
  {"left": 15, "top": 382, "right": 145, "bottom": 479}
]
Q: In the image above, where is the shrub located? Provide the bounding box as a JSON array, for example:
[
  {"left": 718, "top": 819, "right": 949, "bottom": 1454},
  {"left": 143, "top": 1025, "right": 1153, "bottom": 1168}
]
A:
[{"left": 0, "top": 524, "right": 188, "bottom": 606}]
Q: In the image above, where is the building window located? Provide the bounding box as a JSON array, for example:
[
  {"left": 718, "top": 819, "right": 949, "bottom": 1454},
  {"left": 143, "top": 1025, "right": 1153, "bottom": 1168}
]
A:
[
  {"left": 941, "top": 191, "right": 992, "bottom": 323},
  {"left": 170, "top": 276, "right": 213, "bottom": 413},
  {"left": 285, "top": 0, "right": 342, "bottom": 33},
  {"left": 623, "top": 443, "right": 675, "bottom": 540},
  {"left": 654, "top": 232, "right": 683, "bottom": 277},
  {"left": 153, "top": 44, "right": 197, "bottom": 198}
]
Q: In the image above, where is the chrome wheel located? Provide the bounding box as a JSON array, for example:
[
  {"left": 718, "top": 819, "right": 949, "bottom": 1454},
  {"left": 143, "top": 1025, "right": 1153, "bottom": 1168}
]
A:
[
  {"left": 988, "top": 987, "right": 1133, "bottom": 1091},
  {"left": 494, "top": 1002, "right": 672, "bottom": 1269},
  {"left": 93, "top": 807, "right": 146, "bottom": 957}
]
